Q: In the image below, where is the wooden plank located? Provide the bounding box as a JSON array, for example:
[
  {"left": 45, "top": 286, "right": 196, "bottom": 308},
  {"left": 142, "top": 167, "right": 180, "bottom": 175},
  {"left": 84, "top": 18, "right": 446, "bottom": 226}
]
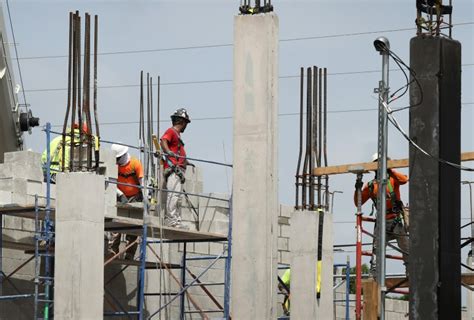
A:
[
  {"left": 313, "top": 151, "right": 474, "bottom": 176},
  {"left": 385, "top": 273, "right": 474, "bottom": 288},
  {"left": 362, "top": 278, "right": 379, "bottom": 320}
]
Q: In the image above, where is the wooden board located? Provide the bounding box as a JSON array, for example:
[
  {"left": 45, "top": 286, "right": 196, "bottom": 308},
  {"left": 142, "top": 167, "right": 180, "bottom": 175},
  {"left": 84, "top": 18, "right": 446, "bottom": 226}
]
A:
[{"left": 313, "top": 151, "right": 474, "bottom": 176}]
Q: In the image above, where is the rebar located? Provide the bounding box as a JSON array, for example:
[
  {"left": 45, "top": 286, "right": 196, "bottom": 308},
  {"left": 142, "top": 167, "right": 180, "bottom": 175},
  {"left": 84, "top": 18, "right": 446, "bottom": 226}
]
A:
[
  {"left": 323, "top": 68, "right": 329, "bottom": 208},
  {"left": 317, "top": 68, "right": 323, "bottom": 206},
  {"left": 76, "top": 12, "right": 83, "bottom": 171},
  {"left": 62, "top": 12, "right": 74, "bottom": 172},
  {"left": 70, "top": 12, "right": 78, "bottom": 172},
  {"left": 295, "top": 68, "right": 304, "bottom": 209},
  {"left": 93, "top": 15, "right": 100, "bottom": 169}
]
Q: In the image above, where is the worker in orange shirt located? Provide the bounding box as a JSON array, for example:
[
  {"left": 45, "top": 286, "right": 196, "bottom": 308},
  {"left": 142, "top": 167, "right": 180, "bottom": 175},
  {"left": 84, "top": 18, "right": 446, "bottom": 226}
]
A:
[
  {"left": 354, "top": 153, "right": 409, "bottom": 277},
  {"left": 109, "top": 144, "right": 144, "bottom": 259}
]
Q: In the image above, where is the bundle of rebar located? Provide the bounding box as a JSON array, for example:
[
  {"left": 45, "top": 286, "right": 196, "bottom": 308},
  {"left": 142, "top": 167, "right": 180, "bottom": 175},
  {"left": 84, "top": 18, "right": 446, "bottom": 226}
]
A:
[
  {"left": 61, "top": 11, "right": 100, "bottom": 172},
  {"left": 239, "top": 0, "right": 273, "bottom": 15},
  {"left": 295, "top": 66, "right": 329, "bottom": 211},
  {"left": 416, "top": 0, "right": 453, "bottom": 38}
]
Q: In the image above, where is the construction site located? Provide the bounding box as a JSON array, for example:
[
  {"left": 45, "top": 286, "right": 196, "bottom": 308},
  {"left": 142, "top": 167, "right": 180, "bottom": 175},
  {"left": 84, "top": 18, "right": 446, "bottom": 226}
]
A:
[{"left": 0, "top": 0, "right": 473, "bottom": 319}]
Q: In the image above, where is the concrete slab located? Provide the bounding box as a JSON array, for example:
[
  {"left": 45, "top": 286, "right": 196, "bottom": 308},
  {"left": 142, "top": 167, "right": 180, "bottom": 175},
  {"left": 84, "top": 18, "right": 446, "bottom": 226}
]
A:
[
  {"left": 231, "top": 12, "right": 279, "bottom": 319},
  {"left": 54, "top": 172, "right": 105, "bottom": 319}
]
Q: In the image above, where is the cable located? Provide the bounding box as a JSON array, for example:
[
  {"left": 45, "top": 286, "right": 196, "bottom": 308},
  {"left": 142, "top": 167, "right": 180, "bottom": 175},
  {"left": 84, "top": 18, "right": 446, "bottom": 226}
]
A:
[
  {"left": 48, "top": 103, "right": 473, "bottom": 128},
  {"left": 24, "top": 64, "right": 474, "bottom": 93},
  {"left": 387, "top": 49, "right": 424, "bottom": 112},
  {"left": 382, "top": 99, "right": 474, "bottom": 172},
  {"left": 13, "top": 22, "right": 474, "bottom": 61},
  {"left": 5, "top": 0, "right": 28, "bottom": 109}
]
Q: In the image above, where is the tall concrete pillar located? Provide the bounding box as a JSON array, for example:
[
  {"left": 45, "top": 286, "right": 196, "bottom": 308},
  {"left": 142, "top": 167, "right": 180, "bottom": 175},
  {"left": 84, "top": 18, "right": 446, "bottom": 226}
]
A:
[
  {"left": 54, "top": 172, "right": 105, "bottom": 319},
  {"left": 290, "top": 210, "right": 317, "bottom": 319},
  {"left": 409, "top": 36, "right": 461, "bottom": 319},
  {"left": 231, "top": 12, "right": 279, "bottom": 319}
]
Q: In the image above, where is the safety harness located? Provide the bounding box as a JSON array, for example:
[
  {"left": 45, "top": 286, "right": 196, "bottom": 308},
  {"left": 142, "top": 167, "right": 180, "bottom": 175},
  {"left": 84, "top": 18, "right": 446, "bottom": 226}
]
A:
[{"left": 368, "top": 177, "right": 405, "bottom": 232}]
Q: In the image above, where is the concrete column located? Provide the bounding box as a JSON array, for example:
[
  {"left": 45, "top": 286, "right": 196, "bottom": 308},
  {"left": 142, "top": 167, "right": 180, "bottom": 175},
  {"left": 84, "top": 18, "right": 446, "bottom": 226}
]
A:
[
  {"left": 409, "top": 36, "right": 461, "bottom": 319},
  {"left": 231, "top": 12, "right": 279, "bottom": 319},
  {"left": 290, "top": 210, "right": 317, "bottom": 319},
  {"left": 316, "top": 210, "right": 334, "bottom": 319},
  {"left": 54, "top": 172, "right": 104, "bottom": 319}
]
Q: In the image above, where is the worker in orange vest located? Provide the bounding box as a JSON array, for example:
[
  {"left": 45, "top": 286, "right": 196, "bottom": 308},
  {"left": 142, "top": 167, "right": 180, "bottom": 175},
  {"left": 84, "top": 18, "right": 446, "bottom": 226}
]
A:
[
  {"left": 354, "top": 153, "right": 409, "bottom": 277},
  {"left": 109, "top": 143, "right": 144, "bottom": 259}
]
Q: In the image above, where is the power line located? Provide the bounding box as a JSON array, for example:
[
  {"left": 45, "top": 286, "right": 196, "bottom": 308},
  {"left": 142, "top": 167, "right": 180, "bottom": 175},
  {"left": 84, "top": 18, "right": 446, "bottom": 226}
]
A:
[
  {"left": 14, "top": 22, "right": 474, "bottom": 61},
  {"left": 23, "top": 63, "right": 474, "bottom": 93},
  {"left": 49, "top": 103, "right": 473, "bottom": 128}
]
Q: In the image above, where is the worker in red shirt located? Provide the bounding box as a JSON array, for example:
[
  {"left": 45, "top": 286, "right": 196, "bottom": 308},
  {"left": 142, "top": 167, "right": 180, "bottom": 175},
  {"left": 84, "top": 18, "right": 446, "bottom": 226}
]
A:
[
  {"left": 109, "top": 144, "right": 144, "bottom": 259},
  {"left": 354, "top": 153, "right": 409, "bottom": 277},
  {"left": 160, "top": 108, "right": 192, "bottom": 228}
]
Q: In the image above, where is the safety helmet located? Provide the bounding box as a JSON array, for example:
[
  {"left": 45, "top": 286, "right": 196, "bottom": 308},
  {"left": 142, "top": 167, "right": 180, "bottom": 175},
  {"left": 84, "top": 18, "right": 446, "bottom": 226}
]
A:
[
  {"left": 371, "top": 152, "right": 391, "bottom": 162},
  {"left": 170, "top": 108, "right": 191, "bottom": 123},
  {"left": 111, "top": 144, "right": 129, "bottom": 158}
]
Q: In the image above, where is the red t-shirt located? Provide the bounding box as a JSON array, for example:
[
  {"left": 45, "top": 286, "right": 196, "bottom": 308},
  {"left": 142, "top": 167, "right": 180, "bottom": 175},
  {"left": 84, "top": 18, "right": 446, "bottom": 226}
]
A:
[{"left": 161, "top": 127, "right": 187, "bottom": 169}]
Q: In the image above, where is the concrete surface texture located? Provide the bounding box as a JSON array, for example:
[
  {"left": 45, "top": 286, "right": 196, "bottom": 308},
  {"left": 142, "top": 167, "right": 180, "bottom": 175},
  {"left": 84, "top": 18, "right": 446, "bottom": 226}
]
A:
[
  {"left": 290, "top": 210, "right": 318, "bottom": 319},
  {"left": 54, "top": 172, "right": 105, "bottom": 319},
  {"left": 231, "top": 12, "right": 279, "bottom": 319},
  {"left": 316, "top": 210, "right": 334, "bottom": 319}
]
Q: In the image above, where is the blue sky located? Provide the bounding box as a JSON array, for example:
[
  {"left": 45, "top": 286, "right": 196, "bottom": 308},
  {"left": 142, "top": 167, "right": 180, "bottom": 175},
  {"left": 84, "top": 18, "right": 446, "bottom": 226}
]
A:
[{"left": 3, "top": 0, "right": 474, "bottom": 297}]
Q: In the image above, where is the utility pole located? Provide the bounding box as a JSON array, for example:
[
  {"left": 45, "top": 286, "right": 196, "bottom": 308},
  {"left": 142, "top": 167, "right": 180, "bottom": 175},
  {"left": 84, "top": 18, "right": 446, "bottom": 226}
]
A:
[{"left": 374, "top": 36, "right": 390, "bottom": 320}]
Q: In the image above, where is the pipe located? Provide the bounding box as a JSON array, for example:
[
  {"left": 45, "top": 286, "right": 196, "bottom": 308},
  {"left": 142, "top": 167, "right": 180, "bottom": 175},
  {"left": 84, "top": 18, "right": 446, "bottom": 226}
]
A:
[{"left": 376, "top": 37, "right": 390, "bottom": 320}]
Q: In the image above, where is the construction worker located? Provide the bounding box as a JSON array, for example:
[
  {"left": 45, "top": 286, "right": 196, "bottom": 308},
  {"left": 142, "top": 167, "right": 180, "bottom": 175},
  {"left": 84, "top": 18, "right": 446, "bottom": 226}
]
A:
[
  {"left": 354, "top": 153, "right": 409, "bottom": 277},
  {"left": 279, "top": 268, "right": 291, "bottom": 316},
  {"left": 160, "top": 108, "right": 192, "bottom": 229},
  {"left": 41, "top": 122, "right": 90, "bottom": 183},
  {"left": 109, "top": 143, "right": 143, "bottom": 259}
]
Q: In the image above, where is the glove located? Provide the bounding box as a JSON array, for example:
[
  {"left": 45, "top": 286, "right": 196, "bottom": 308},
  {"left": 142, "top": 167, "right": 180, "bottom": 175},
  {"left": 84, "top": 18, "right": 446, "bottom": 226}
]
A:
[
  {"left": 118, "top": 194, "right": 128, "bottom": 204},
  {"left": 355, "top": 179, "right": 363, "bottom": 190}
]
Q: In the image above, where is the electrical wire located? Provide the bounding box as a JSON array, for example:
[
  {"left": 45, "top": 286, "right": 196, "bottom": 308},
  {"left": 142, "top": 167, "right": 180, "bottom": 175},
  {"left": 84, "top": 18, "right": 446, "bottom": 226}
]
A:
[
  {"left": 48, "top": 103, "right": 472, "bottom": 128},
  {"left": 382, "top": 99, "right": 474, "bottom": 172},
  {"left": 387, "top": 48, "right": 424, "bottom": 112},
  {"left": 23, "top": 63, "right": 474, "bottom": 93},
  {"left": 13, "top": 22, "right": 474, "bottom": 61},
  {"left": 5, "top": 0, "right": 28, "bottom": 109}
]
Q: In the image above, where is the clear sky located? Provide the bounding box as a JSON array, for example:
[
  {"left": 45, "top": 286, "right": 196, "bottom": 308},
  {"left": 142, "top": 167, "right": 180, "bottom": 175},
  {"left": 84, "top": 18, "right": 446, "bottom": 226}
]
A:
[{"left": 3, "top": 0, "right": 474, "bottom": 299}]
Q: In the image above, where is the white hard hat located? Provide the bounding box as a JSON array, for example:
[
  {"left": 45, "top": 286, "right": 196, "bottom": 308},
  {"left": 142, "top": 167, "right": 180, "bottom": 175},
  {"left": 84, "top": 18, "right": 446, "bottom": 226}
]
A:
[
  {"left": 371, "top": 152, "right": 391, "bottom": 162},
  {"left": 111, "top": 144, "right": 129, "bottom": 158}
]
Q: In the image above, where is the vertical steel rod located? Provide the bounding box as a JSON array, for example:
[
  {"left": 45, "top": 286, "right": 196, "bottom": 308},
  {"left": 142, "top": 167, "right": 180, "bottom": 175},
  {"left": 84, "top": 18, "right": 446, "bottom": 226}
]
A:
[
  {"left": 295, "top": 67, "right": 304, "bottom": 209},
  {"left": 376, "top": 37, "right": 390, "bottom": 320},
  {"left": 93, "top": 15, "right": 100, "bottom": 169},
  {"left": 180, "top": 242, "right": 187, "bottom": 320},
  {"left": 345, "top": 256, "right": 350, "bottom": 320},
  {"left": 308, "top": 66, "right": 314, "bottom": 209},
  {"left": 44, "top": 122, "right": 52, "bottom": 319},
  {"left": 223, "top": 196, "right": 233, "bottom": 319},
  {"left": 355, "top": 173, "right": 363, "bottom": 320},
  {"left": 70, "top": 13, "right": 78, "bottom": 172},
  {"left": 77, "top": 13, "right": 83, "bottom": 171},
  {"left": 62, "top": 12, "right": 74, "bottom": 172},
  {"left": 317, "top": 68, "right": 323, "bottom": 206},
  {"left": 323, "top": 68, "right": 329, "bottom": 208}
]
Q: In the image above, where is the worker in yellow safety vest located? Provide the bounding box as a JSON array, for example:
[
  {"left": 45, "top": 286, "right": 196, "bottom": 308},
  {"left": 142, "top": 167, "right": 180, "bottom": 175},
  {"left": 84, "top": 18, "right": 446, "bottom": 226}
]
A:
[{"left": 41, "top": 123, "right": 96, "bottom": 183}]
